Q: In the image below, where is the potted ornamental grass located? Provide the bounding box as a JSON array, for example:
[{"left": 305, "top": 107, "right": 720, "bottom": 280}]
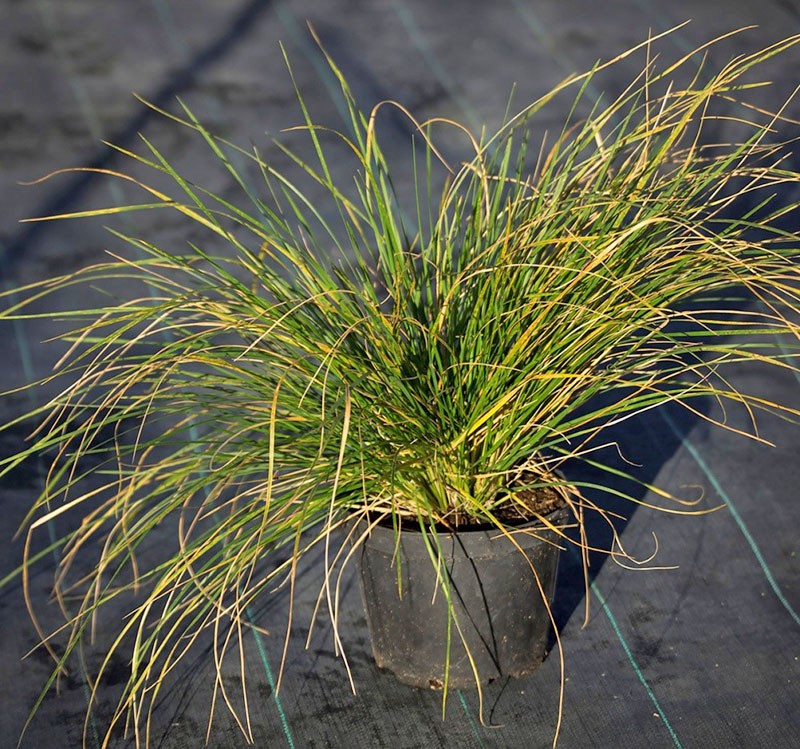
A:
[{"left": 3, "top": 27, "right": 800, "bottom": 747}]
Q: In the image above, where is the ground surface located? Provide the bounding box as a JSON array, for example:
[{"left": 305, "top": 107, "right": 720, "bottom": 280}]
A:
[{"left": 1, "top": 1, "right": 800, "bottom": 747}]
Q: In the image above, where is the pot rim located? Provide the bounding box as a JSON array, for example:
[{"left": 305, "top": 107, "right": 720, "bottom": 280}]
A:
[{"left": 360, "top": 503, "right": 570, "bottom": 556}]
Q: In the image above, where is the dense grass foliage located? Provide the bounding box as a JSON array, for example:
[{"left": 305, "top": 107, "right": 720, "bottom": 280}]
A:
[{"left": 3, "top": 29, "right": 800, "bottom": 747}]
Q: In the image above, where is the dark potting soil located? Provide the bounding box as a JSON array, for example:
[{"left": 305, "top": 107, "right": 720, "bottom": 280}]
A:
[{"left": 444, "top": 478, "right": 567, "bottom": 530}]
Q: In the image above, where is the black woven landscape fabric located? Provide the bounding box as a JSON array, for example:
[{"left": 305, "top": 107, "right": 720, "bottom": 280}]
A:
[{"left": 1, "top": 1, "right": 798, "bottom": 747}]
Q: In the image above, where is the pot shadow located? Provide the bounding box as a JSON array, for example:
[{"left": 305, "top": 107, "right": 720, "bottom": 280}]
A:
[
  {"left": 547, "top": 394, "right": 706, "bottom": 638},
  {"left": 546, "top": 161, "right": 800, "bottom": 638}
]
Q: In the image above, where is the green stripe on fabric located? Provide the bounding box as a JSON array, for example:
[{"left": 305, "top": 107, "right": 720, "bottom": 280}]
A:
[
  {"left": 660, "top": 410, "right": 800, "bottom": 628},
  {"left": 563, "top": 544, "right": 683, "bottom": 747},
  {"left": 457, "top": 690, "right": 487, "bottom": 748},
  {"left": 150, "top": 0, "right": 192, "bottom": 61},
  {"left": 29, "top": 3, "right": 292, "bottom": 746},
  {"left": 21, "top": 3, "right": 121, "bottom": 745},
  {"left": 388, "top": 0, "right": 481, "bottom": 132},
  {"left": 3, "top": 273, "right": 101, "bottom": 749},
  {"left": 4, "top": 288, "right": 35, "bottom": 398},
  {"left": 591, "top": 581, "right": 684, "bottom": 748},
  {"left": 147, "top": 5, "right": 299, "bottom": 744},
  {"left": 627, "top": 0, "right": 699, "bottom": 57},
  {"left": 35, "top": 0, "right": 127, "bottom": 207},
  {"left": 507, "top": 0, "right": 603, "bottom": 103},
  {"left": 34, "top": 0, "right": 104, "bottom": 141},
  {"left": 381, "top": 4, "right": 682, "bottom": 741},
  {"left": 274, "top": 0, "right": 352, "bottom": 125},
  {"left": 248, "top": 608, "right": 297, "bottom": 749},
  {"left": 380, "top": 8, "right": 516, "bottom": 742},
  {"left": 622, "top": 0, "right": 800, "bottom": 630}
]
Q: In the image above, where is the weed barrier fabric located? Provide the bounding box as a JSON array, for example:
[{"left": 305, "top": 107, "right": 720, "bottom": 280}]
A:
[{"left": 1, "top": 1, "right": 799, "bottom": 747}]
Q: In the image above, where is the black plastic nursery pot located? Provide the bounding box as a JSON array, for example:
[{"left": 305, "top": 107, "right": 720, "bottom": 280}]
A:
[{"left": 358, "top": 505, "right": 569, "bottom": 689}]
